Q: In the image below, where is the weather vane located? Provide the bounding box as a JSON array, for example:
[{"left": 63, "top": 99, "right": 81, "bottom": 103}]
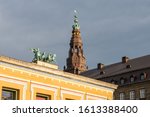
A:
[
  {"left": 73, "top": 10, "right": 80, "bottom": 29},
  {"left": 74, "top": 10, "right": 77, "bottom": 14}
]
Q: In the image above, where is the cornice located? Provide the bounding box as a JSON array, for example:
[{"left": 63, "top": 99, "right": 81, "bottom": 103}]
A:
[{"left": 0, "top": 56, "right": 118, "bottom": 90}]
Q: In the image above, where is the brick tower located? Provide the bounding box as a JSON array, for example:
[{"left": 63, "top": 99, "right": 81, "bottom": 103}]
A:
[{"left": 64, "top": 12, "right": 87, "bottom": 74}]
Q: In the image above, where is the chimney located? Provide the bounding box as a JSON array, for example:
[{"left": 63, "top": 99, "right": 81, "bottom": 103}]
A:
[
  {"left": 122, "top": 56, "right": 129, "bottom": 63},
  {"left": 97, "top": 63, "right": 104, "bottom": 70}
]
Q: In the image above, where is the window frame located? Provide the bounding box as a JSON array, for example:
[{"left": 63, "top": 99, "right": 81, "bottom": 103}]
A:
[
  {"left": 120, "top": 78, "right": 125, "bottom": 85},
  {"left": 36, "top": 93, "right": 51, "bottom": 100},
  {"left": 65, "top": 98, "right": 75, "bottom": 100},
  {"left": 140, "top": 73, "right": 146, "bottom": 80},
  {"left": 129, "top": 90, "right": 136, "bottom": 100},
  {"left": 130, "top": 75, "right": 135, "bottom": 83},
  {"left": 119, "top": 92, "right": 125, "bottom": 100},
  {"left": 111, "top": 79, "right": 116, "bottom": 84},
  {"left": 2, "top": 87, "right": 19, "bottom": 100},
  {"left": 140, "top": 88, "right": 146, "bottom": 99}
]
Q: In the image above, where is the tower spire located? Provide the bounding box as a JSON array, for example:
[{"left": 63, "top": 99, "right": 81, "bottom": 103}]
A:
[
  {"left": 72, "top": 10, "right": 80, "bottom": 30},
  {"left": 64, "top": 11, "right": 87, "bottom": 74}
]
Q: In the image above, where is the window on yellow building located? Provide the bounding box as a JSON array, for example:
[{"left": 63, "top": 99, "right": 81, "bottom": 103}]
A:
[
  {"left": 65, "top": 98, "right": 75, "bottom": 100},
  {"left": 36, "top": 93, "right": 51, "bottom": 100},
  {"left": 2, "top": 87, "right": 19, "bottom": 100}
]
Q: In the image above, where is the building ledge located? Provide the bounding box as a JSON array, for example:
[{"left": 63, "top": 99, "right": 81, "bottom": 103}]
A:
[{"left": 36, "top": 61, "right": 58, "bottom": 69}]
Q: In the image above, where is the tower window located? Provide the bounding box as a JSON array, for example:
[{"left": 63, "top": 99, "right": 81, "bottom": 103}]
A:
[
  {"left": 75, "top": 68, "right": 79, "bottom": 74},
  {"left": 75, "top": 48, "right": 78, "bottom": 53},
  {"left": 75, "top": 46, "right": 78, "bottom": 53}
]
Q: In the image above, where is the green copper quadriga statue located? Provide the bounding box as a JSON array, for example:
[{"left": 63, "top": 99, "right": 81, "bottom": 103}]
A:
[
  {"left": 30, "top": 48, "right": 56, "bottom": 63},
  {"left": 30, "top": 48, "right": 41, "bottom": 62}
]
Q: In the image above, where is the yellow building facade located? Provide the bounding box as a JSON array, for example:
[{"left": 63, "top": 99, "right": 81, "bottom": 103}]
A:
[{"left": 0, "top": 56, "right": 117, "bottom": 100}]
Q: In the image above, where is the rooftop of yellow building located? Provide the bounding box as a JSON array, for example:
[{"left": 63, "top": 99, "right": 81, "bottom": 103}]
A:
[{"left": 0, "top": 56, "right": 117, "bottom": 90}]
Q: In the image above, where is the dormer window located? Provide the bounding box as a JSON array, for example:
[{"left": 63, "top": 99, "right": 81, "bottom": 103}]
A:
[
  {"left": 140, "top": 73, "right": 146, "bottom": 80},
  {"left": 130, "top": 75, "right": 135, "bottom": 83},
  {"left": 120, "top": 78, "right": 125, "bottom": 85},
  {"left": 111, "top": 79, "right": 116, "bottom": 84},
  {"left": 100, "top": 71, "right": 105, "bottom": 75},
  {"left": 126, "top": 64, "right": 131, "bottom": 69}
]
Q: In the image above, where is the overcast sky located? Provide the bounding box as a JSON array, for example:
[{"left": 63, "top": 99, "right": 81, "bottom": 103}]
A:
[{"left": 0, "top": 0, "right": 150, "bottom": 69}]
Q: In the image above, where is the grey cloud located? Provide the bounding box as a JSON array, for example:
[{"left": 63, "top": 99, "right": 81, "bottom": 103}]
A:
[{"left": 0, "top": 0, "right": 150, "bottom": 69}]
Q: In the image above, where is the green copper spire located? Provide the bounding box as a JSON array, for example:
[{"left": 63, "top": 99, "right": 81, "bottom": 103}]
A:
[{"left": 72, "top": 10, "right": 80, "bottom": 29}]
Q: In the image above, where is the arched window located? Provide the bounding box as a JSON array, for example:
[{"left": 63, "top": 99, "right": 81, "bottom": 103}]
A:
[
  {"left": 130, "top": 75, "right": 135, "bottom": 83},
  {"left": 74, "top": 46, "right": 78, "bottom": 53},
  {"left": 111, "top": 79, "right": 116, "bottom": 84},
  {"left": 140, "top": 73, "right": 146, "bottom": 80},
  {"left": 120, "top": 78, "right": 125, "bottom": 85}
]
